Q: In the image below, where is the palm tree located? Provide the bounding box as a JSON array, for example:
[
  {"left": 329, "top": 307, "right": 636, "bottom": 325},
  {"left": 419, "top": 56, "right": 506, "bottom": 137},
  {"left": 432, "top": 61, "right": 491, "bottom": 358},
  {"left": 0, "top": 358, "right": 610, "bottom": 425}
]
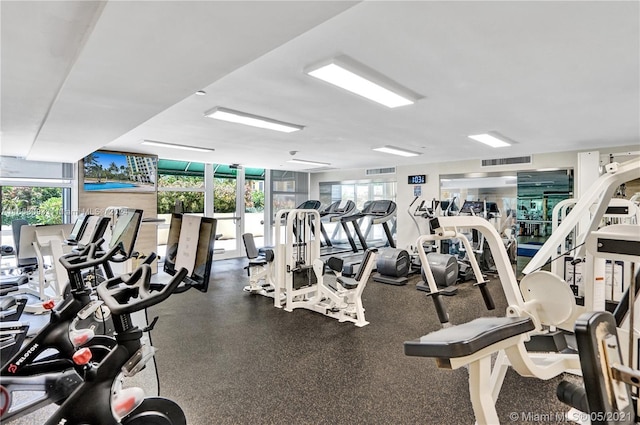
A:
[
  {"left": 107, "top": 162, "right": 118, "bottom": 179},
  {"left": 83, "top": 153, "right": 100, "bottom": 178}
]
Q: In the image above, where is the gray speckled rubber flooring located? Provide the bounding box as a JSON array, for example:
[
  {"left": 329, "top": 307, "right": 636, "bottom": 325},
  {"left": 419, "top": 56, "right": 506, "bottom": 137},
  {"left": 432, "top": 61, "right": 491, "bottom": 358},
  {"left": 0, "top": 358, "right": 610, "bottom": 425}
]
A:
[{"left": 143, "top": 258, "right": 577, "bottom": 425}]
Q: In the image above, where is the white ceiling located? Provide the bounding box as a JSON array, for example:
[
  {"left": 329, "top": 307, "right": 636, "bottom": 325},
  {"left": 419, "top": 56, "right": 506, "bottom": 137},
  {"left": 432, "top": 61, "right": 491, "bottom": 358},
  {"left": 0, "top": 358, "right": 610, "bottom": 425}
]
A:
[{"left": 2, "top": 1, "right": 638, "bottom": 172}]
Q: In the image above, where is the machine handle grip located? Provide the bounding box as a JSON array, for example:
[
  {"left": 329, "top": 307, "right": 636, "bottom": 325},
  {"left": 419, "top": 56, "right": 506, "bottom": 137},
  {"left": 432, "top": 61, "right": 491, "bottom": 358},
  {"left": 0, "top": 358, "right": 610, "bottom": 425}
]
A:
[
  {"left": 557, "top": 380, "right": 589, "bottom": 413},
  {"left": 426, "top": 292, "right": 449, "bottom": 326},
  {"left": 474, "top": 281, "right": 496, "bottom": 311},
  {"left": 409, "top": 196, "right": 419, "bottom": 207}
]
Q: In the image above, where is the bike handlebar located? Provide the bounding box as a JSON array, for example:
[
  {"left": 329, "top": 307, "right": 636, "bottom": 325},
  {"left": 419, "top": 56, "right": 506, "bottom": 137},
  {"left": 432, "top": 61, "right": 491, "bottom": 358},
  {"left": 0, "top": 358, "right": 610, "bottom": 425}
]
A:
[
  {"left": 58, "top": 240, "right": 122, "bottom": 272},
  {"left": 97, "top": 266, "right": 188, "bottom": 315}
]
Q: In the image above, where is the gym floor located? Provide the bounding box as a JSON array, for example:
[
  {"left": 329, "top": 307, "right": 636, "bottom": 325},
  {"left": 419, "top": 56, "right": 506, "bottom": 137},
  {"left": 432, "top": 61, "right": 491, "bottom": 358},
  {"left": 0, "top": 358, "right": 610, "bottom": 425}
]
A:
[{"left": 145, "top": 258, "right": 576, "bottom": 425}]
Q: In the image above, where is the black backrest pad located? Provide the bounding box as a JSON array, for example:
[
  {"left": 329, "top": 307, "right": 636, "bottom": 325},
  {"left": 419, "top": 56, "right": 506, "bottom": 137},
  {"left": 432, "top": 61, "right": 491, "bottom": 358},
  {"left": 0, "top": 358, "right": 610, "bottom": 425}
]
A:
[
  {"left": 243, "top": 233, "right": 259, "bottom": 259},
  {"left": 327, "top": 256, "right": 344, "bottom": 273},
  {"left": 11, "top": 219, "right": 29, "bottom": 256}
]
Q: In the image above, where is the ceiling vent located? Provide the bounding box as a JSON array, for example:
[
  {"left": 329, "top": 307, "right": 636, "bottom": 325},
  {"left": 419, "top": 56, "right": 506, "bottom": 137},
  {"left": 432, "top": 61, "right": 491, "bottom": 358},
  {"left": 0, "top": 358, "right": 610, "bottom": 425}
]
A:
[
  {"left": 366, "top": 167, "right": 396, "bottom": 176},
  {"left": 482, "top": 156, "right": 532, "bottom": 167}
]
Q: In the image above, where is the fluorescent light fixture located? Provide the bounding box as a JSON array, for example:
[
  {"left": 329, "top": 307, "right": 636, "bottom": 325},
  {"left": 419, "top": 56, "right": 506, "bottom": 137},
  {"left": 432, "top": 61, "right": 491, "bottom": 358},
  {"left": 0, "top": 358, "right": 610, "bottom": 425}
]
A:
[
  {"left": 305, "top": 55, "right": 421, "bottom": 108},
  {"left": 468, "top": 134, "right": 511, "bottom": 148},
  {"left": 0, "top": 177, "right": 71, "bottom": 184},
  {"left": 373, "top": 145, "right": 421, "bottom": 157},
  {"left": 287, "top": 158, "right": 331, "bottom": 167},
  {"left": 205, "top": 107, "right": 304, "bottom": 133},
  {"left": 141, "top": 140, "right": 214, "bottom": 153}
]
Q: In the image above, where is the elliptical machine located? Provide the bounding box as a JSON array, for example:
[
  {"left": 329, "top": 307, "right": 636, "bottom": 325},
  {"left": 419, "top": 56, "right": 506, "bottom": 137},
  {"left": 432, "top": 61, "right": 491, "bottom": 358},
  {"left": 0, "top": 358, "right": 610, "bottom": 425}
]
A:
[{"left": 406, "top": 196, "right": 459, "bottom": 294}]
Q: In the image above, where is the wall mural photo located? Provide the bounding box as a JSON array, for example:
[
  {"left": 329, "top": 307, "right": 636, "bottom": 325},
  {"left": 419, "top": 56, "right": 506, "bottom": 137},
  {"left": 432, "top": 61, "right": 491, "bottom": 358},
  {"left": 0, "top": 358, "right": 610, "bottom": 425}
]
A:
[{"left": 83, "top": 151, "right": 157, "bottom": 192}]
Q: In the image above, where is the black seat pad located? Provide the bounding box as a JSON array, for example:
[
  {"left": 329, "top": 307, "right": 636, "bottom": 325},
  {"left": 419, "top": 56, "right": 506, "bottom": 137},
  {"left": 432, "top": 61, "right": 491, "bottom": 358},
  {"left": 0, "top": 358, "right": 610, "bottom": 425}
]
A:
[
  {"left": 0, "top": 296, "right": 17, "bottom": 311},
  {"left": 336, "top": 277, "right": 358, "bottom": 290},
  {"left": 404, "top": 317, "right": 534, "bottom": 359},
  {"left": 0, "top": 275, "right": 28, "bottom": 289}
]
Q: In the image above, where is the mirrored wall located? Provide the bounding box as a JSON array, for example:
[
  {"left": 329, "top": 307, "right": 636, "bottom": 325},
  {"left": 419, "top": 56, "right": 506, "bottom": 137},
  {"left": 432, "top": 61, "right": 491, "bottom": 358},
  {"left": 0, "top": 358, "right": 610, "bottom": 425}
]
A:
[{"left": 440, "top": 168, "right": 574, "bottom": 274}]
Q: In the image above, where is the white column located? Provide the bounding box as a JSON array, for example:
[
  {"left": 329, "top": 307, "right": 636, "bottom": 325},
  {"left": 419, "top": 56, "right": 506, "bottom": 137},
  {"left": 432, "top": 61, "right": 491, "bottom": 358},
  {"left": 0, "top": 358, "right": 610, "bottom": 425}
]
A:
[
  {"left": 204, "top": 163, "right": 214, "bottom": 217},
  {"left": 576, "top": 151, "right": 600, "bottom": 240},
  {"left": 264, "top": 171, "right": 272, "bottom": 246}
]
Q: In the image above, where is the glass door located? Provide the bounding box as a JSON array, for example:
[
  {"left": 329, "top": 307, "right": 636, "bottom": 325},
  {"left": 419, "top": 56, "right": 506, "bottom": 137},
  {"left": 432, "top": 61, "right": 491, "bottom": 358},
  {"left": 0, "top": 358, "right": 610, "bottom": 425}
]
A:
[
  {"left": 213, "top": 173, "right": 241, "bottom": 259},
  {"left": 244, "top": 174, "right": 266, "bottom": 252}
]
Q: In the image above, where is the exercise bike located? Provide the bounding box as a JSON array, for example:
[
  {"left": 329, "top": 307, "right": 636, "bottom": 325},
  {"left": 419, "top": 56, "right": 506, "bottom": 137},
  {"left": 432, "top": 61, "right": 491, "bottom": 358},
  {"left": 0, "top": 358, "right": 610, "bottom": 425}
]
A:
[
  {"left": 42, "top": 261, "right": 189, "bottom": 424},
  {"left": 0, "top": 241, "right": 146, "bottom": 421}
]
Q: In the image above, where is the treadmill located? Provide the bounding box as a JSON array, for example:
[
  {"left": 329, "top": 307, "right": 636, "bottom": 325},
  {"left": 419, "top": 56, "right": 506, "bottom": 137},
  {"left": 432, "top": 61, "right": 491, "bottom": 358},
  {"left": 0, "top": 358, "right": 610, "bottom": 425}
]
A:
[
  {"left": 319, "top": 200, "right": 359, "bottom": 255},
  {"left": 334, "top": 200, "right": 398, "bottom": 276},
  {"left": 341, "top": 200, "right": 397, "bottom": 250}
]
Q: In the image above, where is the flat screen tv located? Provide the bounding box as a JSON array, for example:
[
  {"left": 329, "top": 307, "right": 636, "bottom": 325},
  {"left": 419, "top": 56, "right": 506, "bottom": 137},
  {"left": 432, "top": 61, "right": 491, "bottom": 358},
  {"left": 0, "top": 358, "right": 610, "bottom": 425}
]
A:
[{"left": 83, "top": 150, "right": 157, "bottom": 192}]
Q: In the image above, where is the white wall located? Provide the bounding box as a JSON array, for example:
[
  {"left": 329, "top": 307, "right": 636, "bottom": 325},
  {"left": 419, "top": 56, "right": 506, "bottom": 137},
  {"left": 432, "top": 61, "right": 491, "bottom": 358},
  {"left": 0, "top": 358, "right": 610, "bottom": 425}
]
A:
[{"left": 310, "top": 145, "right": 638, "bottom": 251}]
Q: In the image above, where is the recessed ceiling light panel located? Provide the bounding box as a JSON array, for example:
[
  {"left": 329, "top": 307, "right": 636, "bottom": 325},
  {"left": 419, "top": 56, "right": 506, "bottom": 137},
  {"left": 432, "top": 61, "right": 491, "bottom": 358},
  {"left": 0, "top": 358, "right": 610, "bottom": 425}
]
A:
[
  {"left": 372, "top": 145, "right": 421, "bottom": 157},
  {"left": 468, "top": 133, "right": 511, "bottom": 148},
  {"left": 141, "top": 140, "right": 214, "bottom": 153},
  {"left": 205, "top": 107, "right": 304, "bottom": 133},
  {"left": 287, "top": 158, "right": 331, "bottom": 167},
  {"left": 305, "top": 55, "right": 421, "bottom": 108}
]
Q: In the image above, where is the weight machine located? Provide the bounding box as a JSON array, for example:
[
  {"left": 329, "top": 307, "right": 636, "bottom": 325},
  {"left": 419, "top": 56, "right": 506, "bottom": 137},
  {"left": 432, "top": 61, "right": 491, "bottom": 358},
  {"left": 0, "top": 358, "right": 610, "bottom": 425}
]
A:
[
  {"left": 557, "top": 224, "right": 640, "bottom": 424},
  {"left": 403, "top": 158, "right": 640, "bottom": 424},
  {"left": 243, "top": 208, "right": 376, "bottom": 326}
]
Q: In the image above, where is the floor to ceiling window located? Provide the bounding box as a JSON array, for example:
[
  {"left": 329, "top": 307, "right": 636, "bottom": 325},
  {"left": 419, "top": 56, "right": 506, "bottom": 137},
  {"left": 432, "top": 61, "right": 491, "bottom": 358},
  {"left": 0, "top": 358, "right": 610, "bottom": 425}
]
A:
[
  {"left": 318, "top": 180, "right": 397, "bottom": 246},
  {"left": 156, "top": 159, "right": 265, "bottom": 259},
  {"left": 0, "top": 158, "right": 73, "bottom": 259},
  {"left": 2, "top": 186, "right": 67, "bottom": 226}
]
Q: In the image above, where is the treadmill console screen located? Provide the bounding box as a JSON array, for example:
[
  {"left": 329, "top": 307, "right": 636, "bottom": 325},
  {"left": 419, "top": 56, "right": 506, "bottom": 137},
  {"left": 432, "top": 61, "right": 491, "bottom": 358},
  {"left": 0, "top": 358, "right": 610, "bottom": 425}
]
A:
[
  {"left": 460, "top": 201, "right": 484, "bottom": 215},
  {"left": 297, "top": 200, "right": 321, "bottom": 210},
  {"left": 371, "top": 200, "right": 392, "bottom": 214}
]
